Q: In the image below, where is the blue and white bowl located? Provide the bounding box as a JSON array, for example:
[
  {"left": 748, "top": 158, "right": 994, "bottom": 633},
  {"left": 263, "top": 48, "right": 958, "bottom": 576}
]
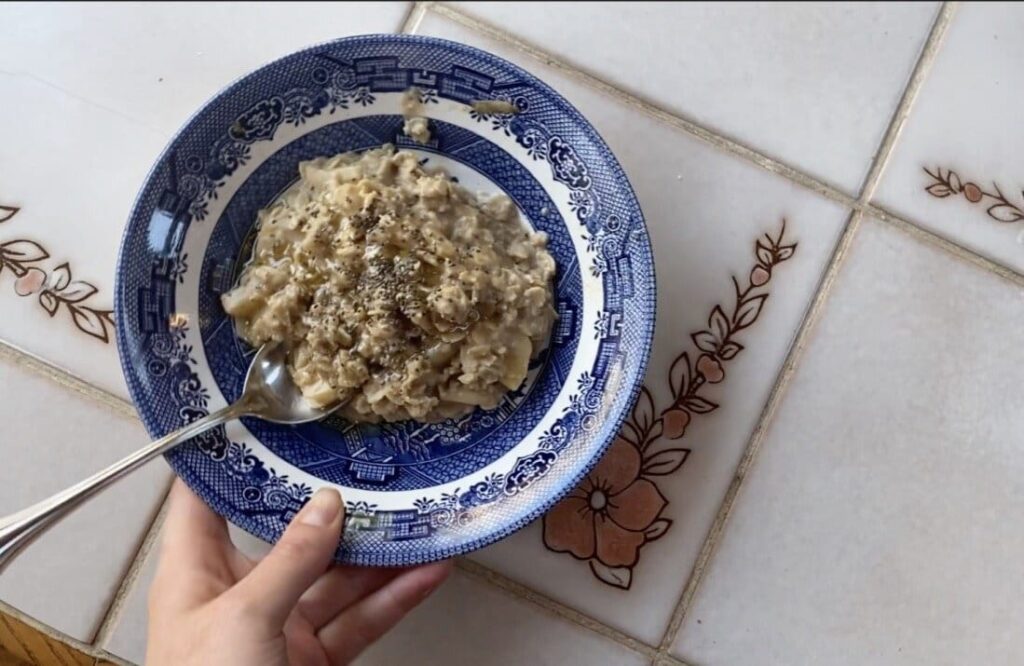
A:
[{"left": 116, "top": 35, "right": 655, "bottom": 566}]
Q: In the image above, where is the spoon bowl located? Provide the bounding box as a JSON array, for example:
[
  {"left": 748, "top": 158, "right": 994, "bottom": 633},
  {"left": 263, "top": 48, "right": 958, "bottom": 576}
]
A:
[{"left": 239, "top": 343, "right": 343, "bottom": 425}]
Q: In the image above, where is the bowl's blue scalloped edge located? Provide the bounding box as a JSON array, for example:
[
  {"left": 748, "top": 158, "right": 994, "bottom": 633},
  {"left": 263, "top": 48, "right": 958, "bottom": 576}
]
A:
[{"left": 114, "top": 33, "right": 657, "bottom": 566}]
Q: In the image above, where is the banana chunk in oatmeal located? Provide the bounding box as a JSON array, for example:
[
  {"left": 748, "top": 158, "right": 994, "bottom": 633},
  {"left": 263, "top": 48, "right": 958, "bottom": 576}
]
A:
[{"left": 222, "top": 145, "right": 557, "bottom": 423}]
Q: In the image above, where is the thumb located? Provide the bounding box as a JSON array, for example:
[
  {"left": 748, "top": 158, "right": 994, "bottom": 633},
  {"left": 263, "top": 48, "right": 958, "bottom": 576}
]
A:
[{"left": 226, "top": 488, "right": 344, "bottom": 630}]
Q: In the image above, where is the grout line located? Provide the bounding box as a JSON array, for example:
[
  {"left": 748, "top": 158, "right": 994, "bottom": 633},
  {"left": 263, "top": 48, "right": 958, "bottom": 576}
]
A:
[
  {"left": 93, "top": 650, "right": 131, "bottom": 666},
  {"left": 857, "top": 2, "right": 958, "bottom": 203},
  {"left": 428, "top": 3, "right": 858, "bottom": 210},
  {"left": 649, "top": 653, "right": 694, "bottom": 666},
  {"left": 0, "top": 340, "right": 135, "bottom": 420},
  {"left": 658, "top": 656, "right": 694, "bottom": 666},
  {"left": 850, "top": 200, "right": 1024, "bottom": 285},
  {"left": 455, "top": 558, "right": 659, "bottom": 660},
  {"left": 655, "top": 209, "right": 865, "bottom": 654},
  {"left": 866, "top": 203, "right": 1024, "bottom": 288},
  {"left": 399, "top": 0, "right": 432, "bottom": 34},
  {"left": 90, "top": 486, "right": 172, "bottom": 649}
]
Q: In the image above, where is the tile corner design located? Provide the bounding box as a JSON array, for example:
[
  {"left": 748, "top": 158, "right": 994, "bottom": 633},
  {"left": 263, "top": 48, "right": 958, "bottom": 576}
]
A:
[
  {"left": 541, "top": 220, "right": 798, "bottom": 589},
  {"left": 923, "top": 166, "right": 1024, "bottom": 226},
  {"left": 0, "top": 203, "right": 115, "bottom": 343}
]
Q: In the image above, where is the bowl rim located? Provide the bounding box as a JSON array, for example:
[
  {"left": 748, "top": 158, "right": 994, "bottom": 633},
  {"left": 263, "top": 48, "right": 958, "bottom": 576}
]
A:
[{"left": 115, "top": 32, "right": 657, "bottom": 564}]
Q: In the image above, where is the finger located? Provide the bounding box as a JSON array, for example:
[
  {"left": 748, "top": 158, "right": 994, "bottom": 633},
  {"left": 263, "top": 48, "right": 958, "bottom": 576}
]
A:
[
  {"left": 226, "top": 544, "right": 258, "bottom": 581},
  {"left": 159, "top": 479, "right": 231, "bottom": 567},
  {"left": 298, "top": 566, "right": 406, "bottom": 628},
  {"left": 318, "top": 561, "right": 452, "bottom": 663},
  {"left": 150, "top": 480, "right": 234, "bottom": 610},
  {"left": 283, "top": 613, "right": 330, "bottom": 666},
  {"left": 224, "top": 488, "right": 344, "bottom": 631}
]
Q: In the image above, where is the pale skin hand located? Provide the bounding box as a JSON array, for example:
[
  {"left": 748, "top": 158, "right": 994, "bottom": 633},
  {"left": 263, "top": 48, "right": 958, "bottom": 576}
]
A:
[{"left": 147, "top": 481, "right": 452, "bottom": 666}]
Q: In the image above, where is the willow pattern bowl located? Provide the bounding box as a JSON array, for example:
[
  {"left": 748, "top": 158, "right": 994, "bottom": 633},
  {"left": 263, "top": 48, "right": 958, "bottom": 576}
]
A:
[{"left": 115, "top": 35, "right": 655, "bottom": 565}]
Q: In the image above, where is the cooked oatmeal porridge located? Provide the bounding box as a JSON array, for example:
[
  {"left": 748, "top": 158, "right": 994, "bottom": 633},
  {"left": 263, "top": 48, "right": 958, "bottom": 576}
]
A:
[{"left": 221, "top": 145, "right": 557, "bottom": 423}]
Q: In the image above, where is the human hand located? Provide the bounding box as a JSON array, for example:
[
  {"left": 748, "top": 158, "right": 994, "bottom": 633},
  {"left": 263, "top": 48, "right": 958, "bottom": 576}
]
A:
[{"left": 146, "top": 480, "right": 452, "bottom": 666}]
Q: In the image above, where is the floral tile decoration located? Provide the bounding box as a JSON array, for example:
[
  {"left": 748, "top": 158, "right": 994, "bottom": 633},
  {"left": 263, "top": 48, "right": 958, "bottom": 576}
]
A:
[
  {"left": 873, "top": 3, "right": 1024, "bottom": 273},
  {"left": 4, "top": 2, "right": 1024, "bottom": 665},
  {"left": 922, "top": 167, "right": 1024, "bottom": 226},
  {"left": 543, "top": 223, "right": 797, "bottom": 589},
  {"left": 0, "top": 205, "right": 115, "bottom": 343},
  {"left": 0, "top": 73, "right": 165, "bottom": 398}
]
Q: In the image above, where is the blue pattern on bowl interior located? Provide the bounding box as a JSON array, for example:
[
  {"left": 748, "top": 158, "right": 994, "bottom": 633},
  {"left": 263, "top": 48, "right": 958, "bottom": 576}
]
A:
[{"left": 115, "top": 34, "right": 655, "bottom": 565}]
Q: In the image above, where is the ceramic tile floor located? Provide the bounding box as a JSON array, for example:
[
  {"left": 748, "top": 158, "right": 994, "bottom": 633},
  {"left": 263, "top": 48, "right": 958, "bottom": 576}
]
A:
[{"left": 3, "top": 2, "right": 1024, "bottom": 664}]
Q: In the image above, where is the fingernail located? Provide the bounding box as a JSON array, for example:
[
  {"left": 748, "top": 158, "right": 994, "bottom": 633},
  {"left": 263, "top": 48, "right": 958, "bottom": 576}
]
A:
[{"left": 299, "top": 488, "right": 342, "bottom": 527}]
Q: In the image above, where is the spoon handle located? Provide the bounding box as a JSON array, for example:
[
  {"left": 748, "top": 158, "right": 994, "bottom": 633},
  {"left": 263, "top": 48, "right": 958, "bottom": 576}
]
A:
[{"left": 0, "top": 400, "right": 249, "bottom": 575}]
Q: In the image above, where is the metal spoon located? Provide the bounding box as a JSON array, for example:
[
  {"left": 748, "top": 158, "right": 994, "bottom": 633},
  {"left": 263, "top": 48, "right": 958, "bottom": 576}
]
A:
[{"left": 0, "top": 343, "right": 341, "bottom": 574}]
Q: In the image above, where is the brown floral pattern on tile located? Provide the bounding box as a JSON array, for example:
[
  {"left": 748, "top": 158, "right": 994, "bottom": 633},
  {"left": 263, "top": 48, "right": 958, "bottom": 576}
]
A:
[
  {"left": 924, "top": 167, "right": 1024, "bottom": 224},
  {"left": 0, "top": 205, "right": 115, "bottom": 343},
  {"left": 0, "top": 205, "right": 19, "bottom": 224},
  {"left": 542, "top": 220, "right": 798, "bottom": 589}
]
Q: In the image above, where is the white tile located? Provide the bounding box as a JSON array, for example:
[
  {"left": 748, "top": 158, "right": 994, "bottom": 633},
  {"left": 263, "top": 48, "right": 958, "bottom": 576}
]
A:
[
  {"left": 357, "top": 571, "right": 647, "bottom": 666},
  {"left": 0, "top": 1, "right": 409, "bottom": 398},
  {"left": 0, "top": 76, "right": 165, "bottom": 398},
  {"left": 874, "top": 3, "right": 1024, "bottom": 273},
  {"left": 416, "top": 13, "right": 849, "bottom": 644},
  {"left": 0, "top": 356, "right": 170, "bottom": 641},
  {"left": 0, "top": 2, "right": 411, "bottom": 136},
  {"left": 449, "top": 1, "right": 938, "bottom": 191},
  {"left": 674, "top": 218, "right": 1024, "bottom": 664}
]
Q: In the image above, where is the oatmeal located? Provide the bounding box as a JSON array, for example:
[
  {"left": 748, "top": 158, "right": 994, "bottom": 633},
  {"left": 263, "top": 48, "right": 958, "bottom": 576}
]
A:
[
  {"left": 470, "top": 99, "right": 520, "bottom": 115},
  {"left": 400, "top": 87, "right": 432, "bottom": 145},
  {"left": 402, "top": 117, "right": 431, "bottom": 145},
  {"left": 221, "top": 145, "right": 557, "bottom": 423}
]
